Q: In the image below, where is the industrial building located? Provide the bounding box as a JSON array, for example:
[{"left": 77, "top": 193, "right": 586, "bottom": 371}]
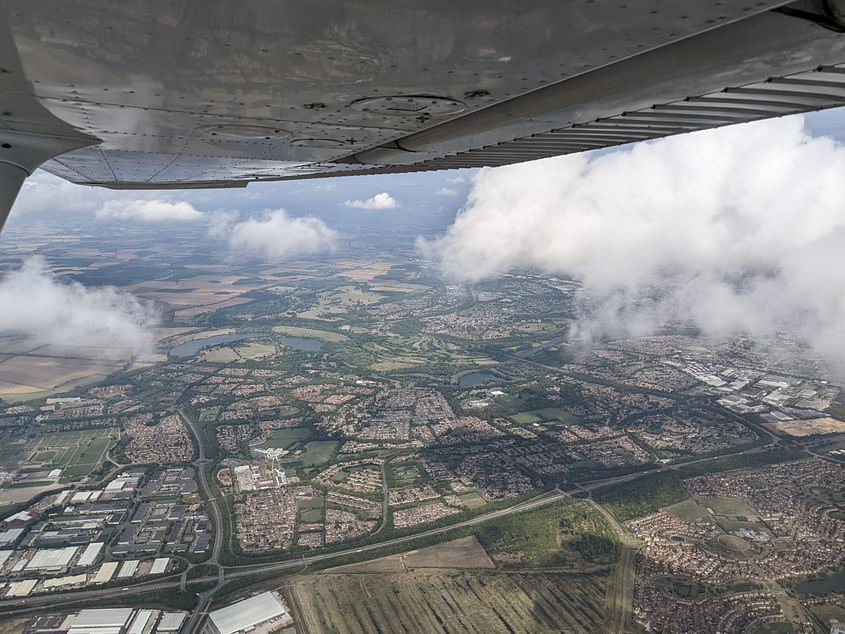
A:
[
  {"left": 77, "top": 542, "right": 104, "bottom": 568},
  {"left": 203, "top": 591, "right": 290, "bottom": 634},
  {"left": 27, "top": 546, "right": 78, "bottom": 572},
  {"left": 68, "top": 608, "right": 133, "bottom": 634}
]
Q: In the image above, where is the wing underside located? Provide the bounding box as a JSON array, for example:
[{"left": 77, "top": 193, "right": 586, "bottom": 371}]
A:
[{"left": 1, "top": 0, "right": 845, "bottom": 191}]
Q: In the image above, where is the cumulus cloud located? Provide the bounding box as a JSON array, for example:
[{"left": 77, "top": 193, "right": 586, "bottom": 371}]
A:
[
  {"left": 343, "top": 192, "right": 399, "bottom": 209},
  {"left": 96, "top": 199, "right": 204, "bottom": 223},
  {"left": 0, "top": 257, "right": 158, "bottom": 356},
  {"left": 224, "top": 209, "right": 337, "bottom": 262},
  {"left": 419, "top": 115, "right": 845, "bottom": 364},
  {"left": 447, "top": 176, "right": 466, "bottom": 184},
  {"left": 435, "top": 187, "right": 459, "bottom": 197}
]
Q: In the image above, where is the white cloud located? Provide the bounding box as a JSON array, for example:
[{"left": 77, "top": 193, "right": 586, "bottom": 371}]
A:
[
  {"left": 0, "top": 257, "right": 157, "bottom": 356},
  {"left": 14, "top": 171, "right": 113, "bottom": 217},
  {"left": 446, "top": 176, "right": 465, "bottom": 184},
  {"left": 343, "top": 192, "right": 398, "bottom": 210},
  {"left": 96, "top": 199, "right": 204, "bottom": 223},
  {"left": 435, "top": 188, "right": 459, "bottom": 197},
  {"left": 225, "top": 209, "right": 338, "bottom": 262},
  {"left": 419, "top": 115, "right": 845, "bottom": 365}
]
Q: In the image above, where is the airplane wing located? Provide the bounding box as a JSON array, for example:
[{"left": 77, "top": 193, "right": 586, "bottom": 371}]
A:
[{"left": 1, "top": 1, "right": 845, "bottom": 227}]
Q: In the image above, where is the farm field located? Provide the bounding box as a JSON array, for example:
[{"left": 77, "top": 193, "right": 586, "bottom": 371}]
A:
[
  {"left": 289, "top": 569, "right": 611, "bottom": 634},
  {"left": 0, "top": 350, "right": 122, "bottom": 401},
  {"left": 329, "top": 537, "right": 495, "bottom": 573}
]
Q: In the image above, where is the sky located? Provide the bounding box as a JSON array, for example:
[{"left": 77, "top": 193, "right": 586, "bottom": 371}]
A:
[{"left": 3, "top": 107, "right": 845, "bottom": 362}]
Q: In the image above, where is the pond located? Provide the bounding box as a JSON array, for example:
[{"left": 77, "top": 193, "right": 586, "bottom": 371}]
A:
[
  {"left": 796, "top": 568, "right": 845, "bottom": 594},
  {"left": 459, "top": 372, "right": 504, "bottom": 387}
]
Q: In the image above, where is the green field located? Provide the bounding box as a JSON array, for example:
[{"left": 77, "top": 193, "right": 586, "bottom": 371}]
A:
[
  {"left": 290, "top": 570, "right": 611, "bottom": 634},
  {"left": 474, "top": 498, "right": 619, "bottom": 568},
  {"left": 298, "top": 441, "right": 340, "bottom": 467},
  {"left": 696, "top": 495, "right": 758, "bottom": 517},
  {"left": 596, "top": 471, "right": 690, "bottom": 522},
  {"left": 260, "top": 427, "right": 313, "bottom": 449},
  {"left": 510, "top": 412, "right": 541, "bottom": 425},
  {"left": 752, "top": 622, "right": 793, "bottom": 634},
  {"left": 458, "top": 492, "right": 486, "bottom": 509},
  {"left": 272, "top": 326, "right": 348, "bottom": 343},
  {"left": 510, "top": 407, "right": 580, "bottom": 426},
  {"left": 665, "top": 498, "right": 714, "bottom": 524},
  {"left": 1, "top": 428, "right": 118, "bottom": 483}
]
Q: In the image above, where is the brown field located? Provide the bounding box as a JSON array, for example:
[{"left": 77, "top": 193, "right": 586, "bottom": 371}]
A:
[
  {"left": 0, "top": 617, "right": 30, "bottom": 633},
  {"left": 404, "top": 536, "right": 496, "bottom": 569},
  {"left": 325, "top": 556, "right": 406, "bottom": 574},
  {"left": 766, "top": 417, "right": 845, "bottom": 437},
  {"left": 368, "top": 282, "right": 430, "bottom": 293},
  {"left": 288, "top": 570, "right": 610, "bottom": 634},
  {"left": 153, "top": 327, "right": 199, "bottom": 342},
  {"left": 0, "top": 483, "right": 62, "bottom": 506},
  {"left": 0, "top": 353, "right": 120, "bottom": 398},
  {"left": 326, "top": 537, "right": 495, "bottom": 574},
  {"left": 333, "top": 260, "right": 395, "bottom": 282},
  {"left": 130, "top": 274, "right": 264, "bottom": 316},
  {"left": 166, "top": 329, "right": 235, "bottom": 346},
  {"left": 173, "top": 296, "right": 255, "bottom": 319}
]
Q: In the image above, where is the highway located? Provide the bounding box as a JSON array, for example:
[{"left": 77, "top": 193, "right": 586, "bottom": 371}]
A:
[
  {"left": 178, "top": 409, "right": 226, "bottom": 634},
  {"left": 0, "top": 489, "right": 568, "bottom": 619},
  {"left": 0, "top": 397, "right": 802, "bottom": 631}
]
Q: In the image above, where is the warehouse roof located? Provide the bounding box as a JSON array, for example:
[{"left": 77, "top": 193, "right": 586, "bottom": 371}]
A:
[{"left": 208, "top": 592, "right": 286, "bottom": 634}]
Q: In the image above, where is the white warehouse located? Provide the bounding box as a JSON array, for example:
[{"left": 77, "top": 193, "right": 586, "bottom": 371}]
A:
[{"left": 203, "top": 592, "right": 290, "bottom": 634}]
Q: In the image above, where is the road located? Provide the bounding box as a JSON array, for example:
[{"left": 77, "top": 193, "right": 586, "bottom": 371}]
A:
[
  {"left": 583, "top": 498, "right": 640, "bottom": 634},
  {"left": 0, "top": 488, "right": 569, "bottom": 625},
  {"left": 177, "top": 408, "right": 225, "bottom": 634},
  {"left": 0, "top": 392, "right": 802, "bottom": 631}
]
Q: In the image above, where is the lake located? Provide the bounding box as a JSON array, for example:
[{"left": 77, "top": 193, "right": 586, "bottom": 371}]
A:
[
  {"left": 459, "top": 372, "right": 504, "bottom": 387},
  {"left": 169, "top": 332, "right": 322, "bottom": 357},
  {"left": 796, "top": 569, "right": 845, "bottom": 594}
]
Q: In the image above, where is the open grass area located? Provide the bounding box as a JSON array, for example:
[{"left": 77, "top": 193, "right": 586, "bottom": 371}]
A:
[
  {"left": 200, "top": 347, "right": 240, "bottom": 363},
  {"left": 235, "top": 342, "right": 277, "bottom": 360},
  {"left": 0, "top": 428, "right": 118, "bottom": 483},
  {"left": 810, "top": 604, "right": 845, "bottom": 628},
  {"left": 665, "top": 498, "right": 713, "bottom": 524},
  {"left": 260, "top": 427, "right": 313, "bottom": 449},
  {"left": 596, "top": 471, "right": 690, "bottom": 522},
  {"left": 474, "top": 498, "right": 619, "bottom": 568},
  {"left": 298, "top": 441, "right": 339, "bottom": 467},
  {"left": 289, "top": 569, "right": 611, "bottom": 634},
  {"left": 666, "top": 495, "right": 759, "bottom": 524},
  {"left": 752, "top": 622, "right": 793, "bottom": 634},
  {"left": 458, "top": 492, "right": 486, "bottom": 509},
  {"left": 272, "top": 326, "right": 348, "bottom": 343},
  {"left": 510, "top": 407, "right": 580, "bottom": 426},
  {"left": 697, "top": 495, "right": 758, "bottom": 517}
]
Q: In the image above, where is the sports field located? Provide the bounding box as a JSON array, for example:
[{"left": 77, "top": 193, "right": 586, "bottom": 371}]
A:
[{"left": 0, "top": 428, "right": 118, "bottom": 483}]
